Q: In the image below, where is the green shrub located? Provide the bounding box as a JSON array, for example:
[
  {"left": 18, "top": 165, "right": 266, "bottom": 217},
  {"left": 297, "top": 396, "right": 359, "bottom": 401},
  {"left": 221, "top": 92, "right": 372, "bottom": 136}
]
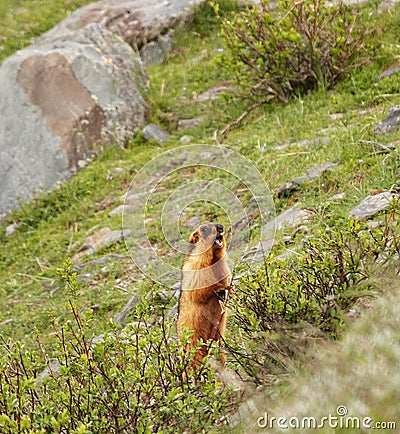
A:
[
  {"left": 213, "top": 0, "right": 378, "bottom": 134},
  {"left": 227, "top": 211, "right": 399, "bottom": 383},
  {"left": 0, "top": 262, "right": 232, "bottom": 433}
]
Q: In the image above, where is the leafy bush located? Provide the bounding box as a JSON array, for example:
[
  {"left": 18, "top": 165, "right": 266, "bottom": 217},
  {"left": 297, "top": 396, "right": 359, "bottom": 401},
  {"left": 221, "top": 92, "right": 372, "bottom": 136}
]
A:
[
  {"left": 0, "top": 262, "right": 232, "bottom": 433},
  {"left": 227, "top": 211, "right": 399, "bottom": 383},
  {"left": 213, "top": 0, "right": 378, "bottom": 133}
]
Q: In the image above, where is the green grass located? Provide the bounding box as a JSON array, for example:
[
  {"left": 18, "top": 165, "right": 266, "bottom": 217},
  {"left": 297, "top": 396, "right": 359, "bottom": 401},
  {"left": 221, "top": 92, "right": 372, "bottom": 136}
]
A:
[
  {"left": 1, "top": 0, "right": 399, "bottom": 358},
  {"left": 0, "top": 0, "right": 399, "bottom": 431},
  {"left": 0, "top": 0, "right": 96, "bottom": 63}
]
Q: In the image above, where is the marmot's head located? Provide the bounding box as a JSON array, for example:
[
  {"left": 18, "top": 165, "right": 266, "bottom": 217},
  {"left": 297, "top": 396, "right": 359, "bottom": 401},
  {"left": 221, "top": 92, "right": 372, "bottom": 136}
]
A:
[{"left": 187, "top": 222, "right": 226, "bottom": 260}]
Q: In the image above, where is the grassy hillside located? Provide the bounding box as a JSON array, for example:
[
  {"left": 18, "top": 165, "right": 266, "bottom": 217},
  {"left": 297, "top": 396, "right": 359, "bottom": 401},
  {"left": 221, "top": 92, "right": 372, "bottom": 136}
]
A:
[
  {"left": 0, "top": 1, "right": 399, "bottom": 432},
  {"left": 0, "top": 0, "right": 96, "bottom": 62}
]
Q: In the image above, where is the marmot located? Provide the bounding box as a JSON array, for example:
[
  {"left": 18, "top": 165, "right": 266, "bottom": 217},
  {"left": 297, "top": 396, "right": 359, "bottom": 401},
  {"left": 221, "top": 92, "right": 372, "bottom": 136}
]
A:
[{"left": 177, "top": 222, "right": 232, "bottom": 368}]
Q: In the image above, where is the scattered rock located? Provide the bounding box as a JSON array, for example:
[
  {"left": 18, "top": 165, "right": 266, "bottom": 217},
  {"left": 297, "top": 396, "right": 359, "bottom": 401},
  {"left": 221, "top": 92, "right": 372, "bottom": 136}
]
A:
[
  {"left": 215, "top": 364, "right": 248, "bottom": 396},
  {"left": 358, "top": 140, "right": 397, "bottom": 153},
  {"left": 124, "top": 191, "right": 150, "bottom": 205},
  {"left": 377, "top": 66, "right": 400, "bottom": 80},
  {"left": 269, "top": 206, "right": 314, "bottom": 232},
  {"left": 109, "top": 167, "right": 124, "bottom": 175},
  {"left": 113, "top": 295, "right": 142, "bottom": 325},
  {"left": 177, "top": 117, "right": 204, "bottom": 129},
  {"left": 377, "top": 0, "right": 400, "bottom": 13},
  {"left": 366, "top": 220, "right": 383, "bottom": 229},
  {"left": 180, "top": 135, "right": 192, "bottom": 144},
  {"left": 274, "top": 136, "right": 330, "bottom": 151},
  {"left": 373, "top": 105, "right": 400, "bottom": 134},
  {"left": 5, "top": 222, "right": 18, "bottom": 237},
  {"left": 140, "top": 31, "right": 174, "bottom": 66},
  {"left": 142, "top": 124, "right": 170, "bottom": 143},
  {"left": 108, "top": 204, "right": 136, "bottom": 217},
  {"left": 73, "top": 253, "right": 125, "bottom": 272},
  {"left": 349, "top": 191, "right": 395, "bottom": 219},
  {"left": 35, "top": 360, "right": 61, "bottom": 385},
  {"left": 72, "top": 227, "right": 132, "bottom": 261},
  {"left": 76, "top": 272, "right": 94, "bottom": 282},
  {"left": 194, "top": 85, "right": 234, "bottom": 102},
  {"left": 185, "top": 215, "right": 202, "bottom": 228},
  {"left": 243, "top": 206, "right": 314, "bottom": 262},
  {"left": 329, "top": 113, "right": 345, "bottom": 120},
  {"left": 328, "top": 192, "right": 346, "bottom": 201},
  {"left": 0, "top": 319, "right": 14, "bottom": 327},
  {"left": 96, "top": 197, "right": 116, "bottom": 212},
  {"left": 276, "top": 162, "right": 338, "bottom": 197}
]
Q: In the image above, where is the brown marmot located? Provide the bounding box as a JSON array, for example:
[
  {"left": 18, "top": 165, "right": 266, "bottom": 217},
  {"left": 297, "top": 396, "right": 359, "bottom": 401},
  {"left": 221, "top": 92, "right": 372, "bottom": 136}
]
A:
[{"left": 177, "top": 222, "right": 232, "bottom": 368}]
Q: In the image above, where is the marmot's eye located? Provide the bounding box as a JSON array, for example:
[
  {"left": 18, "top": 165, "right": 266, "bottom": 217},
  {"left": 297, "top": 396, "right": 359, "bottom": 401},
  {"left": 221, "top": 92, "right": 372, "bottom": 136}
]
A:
[{"left": 200, "top": 226, "right": 209, "bottom": 235}]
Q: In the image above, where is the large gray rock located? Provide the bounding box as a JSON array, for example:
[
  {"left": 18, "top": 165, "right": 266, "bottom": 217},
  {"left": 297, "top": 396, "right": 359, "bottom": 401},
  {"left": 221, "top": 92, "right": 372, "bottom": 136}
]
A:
[
  {"left": 0, "top": 23, "right": 148, "bottom": 213},
  {"left": 41, "top": 0, "right": 206, "bottom": 64},
  {"left": 0, "top": 0, "right": 206, "bottom": 214}
]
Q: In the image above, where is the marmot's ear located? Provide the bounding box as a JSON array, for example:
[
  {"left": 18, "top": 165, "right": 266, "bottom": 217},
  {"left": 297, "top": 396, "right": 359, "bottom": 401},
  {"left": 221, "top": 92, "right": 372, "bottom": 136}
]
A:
[{"left": 188, "top": 231, "right": 200, "bottom": 244}]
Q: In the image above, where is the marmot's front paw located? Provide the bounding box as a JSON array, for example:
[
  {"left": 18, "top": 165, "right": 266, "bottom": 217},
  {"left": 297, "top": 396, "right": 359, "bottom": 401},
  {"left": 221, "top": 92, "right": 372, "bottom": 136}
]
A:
[
  {"left": 214, "top": 289, "right": 229, "bottom": 303},
  {"left": 214, "top": 289, "right": 229, "bottom": 314}
]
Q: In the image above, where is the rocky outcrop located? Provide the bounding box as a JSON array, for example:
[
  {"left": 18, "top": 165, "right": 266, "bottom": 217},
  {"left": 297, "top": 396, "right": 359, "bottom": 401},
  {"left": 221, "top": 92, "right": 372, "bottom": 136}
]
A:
[{"left": 0, "top": 0, "right": 206, "bottom": 214}]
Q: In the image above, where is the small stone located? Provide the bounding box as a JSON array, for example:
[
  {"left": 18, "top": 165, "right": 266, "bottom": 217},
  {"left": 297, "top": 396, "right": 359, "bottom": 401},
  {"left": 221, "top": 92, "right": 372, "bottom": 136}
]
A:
[
  {"left": 274, "top": 136, "right": 330, "bottom": 151},
  {"left": 77, "top": 159, "right": 88, "bottom": 169},
  {"left": 276, "top": 162, "right": 338, "bottom": 197},
  {"left": 377, "top": 66, "right": 400, "bottom": 80},
  {"left": 271, "top": 207, "right": 314, "bottom": 232},
  {"left": 73, "top": 253, "right": 125, "bottom": 272},
  {"left": 329, "top": 113, "right": 344, "bottom": 120},
  {"left": 124, "top": 191, "right": 149, "bottom": 205},
  {"left": 366, "top": 220, "right": 382, "bottom": 229},
  {"left": 140, "top": 32, "right": 174, "bottom": 66},
  {"left": 373, "top": 105, "right": 400, "bottom": 135},
  {"left": 76, "top": 273, "right": 94, "bottom": 281},
  {"left": 180, "top": 135, "right": 192, "bottom": 144},
  {"left": 109, "top": 167, "right": 124, "bottom": 175},
  {"left": 113, "top": 295, "right": 141, "bottom": 325},
  {"left": 329, "top": 192, "right": 345, "bottom": 201},
  {"left": 243, "top": 206, "right": 314, "bottom": 262},
  {"left": 186, "top": 215, "right": 202, "bottom": 228},
  {"left": 348, "top": 309, "right": 360, "bottom": 318},
  {"left": 72, "top": 227, "right": 132, "bottom": 261},
  {"left": 195, "top": 85, "right": 233, "bottom": 102},
  {"left": 108, "top": 204, "right": 136, "bottom": 217},
  {"left": 349, "top": 192, "right": 395, "bottom": 220},
  {"left": 142, "top": 124, "right": 170, "bottom": 143},
  {"left": 177, "top": 117, "right": 204, "bottom": 129},
  {"left": 0, "top": 319, "right": 14, "bottom": 327},
  {"left": 5, "top": 222, "right": 18, "bottom": 237}
]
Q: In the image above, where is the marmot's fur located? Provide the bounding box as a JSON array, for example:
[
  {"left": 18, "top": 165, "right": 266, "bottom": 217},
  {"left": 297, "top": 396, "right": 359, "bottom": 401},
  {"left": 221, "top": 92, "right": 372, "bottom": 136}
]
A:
[{"left": 177, "top": 222, "right": 231, "bottom": 367}]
